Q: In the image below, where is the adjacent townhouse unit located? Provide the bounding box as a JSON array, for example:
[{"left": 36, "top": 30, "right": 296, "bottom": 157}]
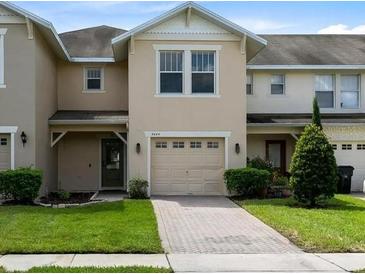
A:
[{"left": 0, "top": 1, "right": 364, "bottom": 196}]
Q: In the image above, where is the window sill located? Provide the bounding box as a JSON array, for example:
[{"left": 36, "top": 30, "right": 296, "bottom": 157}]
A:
[
  {"left": 155, "top": 93, "right": 220, "bottom": 98},
  {"left": 0, "top": 84, "right": 6, "bottom": 88},
  {"left": 82, "top": 90, "right": 106, "bottom": 94}
]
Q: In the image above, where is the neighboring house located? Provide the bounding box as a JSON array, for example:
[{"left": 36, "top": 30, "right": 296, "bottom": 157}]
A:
[{"left": 0, "top": 2, "right": 364, "bottom": 195}]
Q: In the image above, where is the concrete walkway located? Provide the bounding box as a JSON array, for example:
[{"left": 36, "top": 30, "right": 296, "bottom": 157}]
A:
[
  {"left": 152, "top": 196, "right": 300, "bottom": 253},
  {"left": 1, "top": 253, "right": 365, "bottom": 272}
]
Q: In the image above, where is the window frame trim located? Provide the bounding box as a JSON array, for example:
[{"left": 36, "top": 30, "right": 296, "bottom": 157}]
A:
[
  {"left": 0, "top": 28, "right": 7, "bottom": 88},
  {"left": 83, "top": 66, "right": 105, "bottom": 93},
  {"left": 340, "top": 74, "right": 361, "bottom": 109},
  {"left": 154, "top": 44, "right": 221, "bottom": 97},
  {"left": 314, "top": 74, "right": 336, "bottom": 109},
  {"left": 270, "top": 74, "right": 285, "bottom": 95}
]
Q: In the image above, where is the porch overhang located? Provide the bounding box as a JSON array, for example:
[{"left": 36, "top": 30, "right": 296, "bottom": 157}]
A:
[{"left": 49, "top": 111, "right": 128, "bottom": 147}]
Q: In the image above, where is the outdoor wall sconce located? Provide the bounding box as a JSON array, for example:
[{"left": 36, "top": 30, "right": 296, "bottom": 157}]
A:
[
  {"left": 21, "top": 131, "right": 27, "bottom": 147},
  {"left": 136, "top": 143, "right": 141, "bottom": 154},
  {"left": 235, "top": 143, "right": 240, "bottom": 154}
]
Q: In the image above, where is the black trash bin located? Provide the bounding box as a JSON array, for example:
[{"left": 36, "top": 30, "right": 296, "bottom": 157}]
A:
[{"left": 337, "top": 166, "right": 354, "bottom": 194}]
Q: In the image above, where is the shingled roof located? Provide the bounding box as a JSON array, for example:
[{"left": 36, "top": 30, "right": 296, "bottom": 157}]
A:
[
  {"left": 59, "top": 25, "right": 126, "bottom": 58},
  {"left": 249, "top": 35, "right": 365, "bottom": 65}
]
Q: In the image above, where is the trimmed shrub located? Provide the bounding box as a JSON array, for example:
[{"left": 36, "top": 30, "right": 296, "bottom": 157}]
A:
[
  {"left": 128, "top": 177, "right": 149, "bottom": 199},
  {"left": 247, "top": 157, "right": 273, "bottom": 173},
  {"left": 0, "top": 167, "right": 42, "bottom": 203},
  {"left": 224, "top": 167, "right": 271, "bottom": 196},
  {"left": 289, "top": 124, "right": 337, "bottom": 206}
]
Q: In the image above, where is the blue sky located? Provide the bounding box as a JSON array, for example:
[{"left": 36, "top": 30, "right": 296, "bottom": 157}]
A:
[{"left": 15, "top": 1, "right": 365, "bottom": 34}]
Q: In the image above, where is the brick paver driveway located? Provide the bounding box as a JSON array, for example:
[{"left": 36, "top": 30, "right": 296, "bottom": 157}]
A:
[{"left": 152, "top": 196, "right": 301, "bottom": 254}]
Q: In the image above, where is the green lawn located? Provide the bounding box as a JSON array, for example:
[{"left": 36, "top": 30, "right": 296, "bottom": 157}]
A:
[
  {"left": 26, "top": 266, "right": 172, "bottom": 273},
  {"left": 234, "top": 194, "right": 365, "bottom": 252},
  {"left": 0, "top": 200, "right": 162, "bottom": 254}
]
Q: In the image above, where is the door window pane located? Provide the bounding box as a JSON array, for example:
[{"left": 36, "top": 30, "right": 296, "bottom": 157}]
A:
[
  {"left": 341, "top": 75, "right": 360, "bottom": 109},
  {"left": 268, "top": 143, "right": 281, "bottom": 168},
  {"left": 315, "top": 75, "right": 334, "bottom": 108}
]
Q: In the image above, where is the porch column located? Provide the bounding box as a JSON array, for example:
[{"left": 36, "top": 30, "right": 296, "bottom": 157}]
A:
[{"left": 10, "top": 132, "right": 15, "bottom": 169}]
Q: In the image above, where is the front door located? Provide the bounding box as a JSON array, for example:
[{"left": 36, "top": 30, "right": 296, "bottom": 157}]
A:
[
  {"left": 102, "top": 139, "right": 124, "bottom": 188},
  {"left": 266, "top": 140, "right": 286, "bottom": 174}
]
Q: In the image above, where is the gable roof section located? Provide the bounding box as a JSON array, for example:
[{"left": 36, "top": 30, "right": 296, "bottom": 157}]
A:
[
  {"left": 59, "top": 26, "right": 126, "bottom": 59},
  {"left": 248, "top": 35, "right": 365, "bottom": 69},
  {"left": 0, "top": 1, "right": 70, "bottom": 60},
  {"left": 111, "top": 1, "right": 267, "bottom": 61}
]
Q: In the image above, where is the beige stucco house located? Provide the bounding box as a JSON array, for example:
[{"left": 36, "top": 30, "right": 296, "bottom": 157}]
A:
[{"left": 1, "top": 2, "right": 365, "bottom": 195}]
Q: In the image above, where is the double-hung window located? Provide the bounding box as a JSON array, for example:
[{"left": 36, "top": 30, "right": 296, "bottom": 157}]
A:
[
  {"left": 159, "top": 51, "right": 183, "bottom": 93},
  {"left": 246, "top": 73, "right": 253, "bottom": 95},
  {"left": 84, "top": 67, "right": 103, "bottom": 92},
  {"left": 341, "top": 75, "right": 360, "bottom": 109},
  {"left": 191, "top": 51, "right": 215, "bottom": 94},
  {"left": 271, "top": 75, "right": 285, "bottom": 95},
  {"left": 315, "top": 75, "right": 335, "bottom": 108}
]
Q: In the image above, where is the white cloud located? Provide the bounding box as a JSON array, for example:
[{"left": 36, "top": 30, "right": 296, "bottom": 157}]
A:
[
  {"left": 318, "top": 24, "right": 365, "bottom": 34},
  {"left": 229, "top": 18, "right": 294, "bottom": 33}
]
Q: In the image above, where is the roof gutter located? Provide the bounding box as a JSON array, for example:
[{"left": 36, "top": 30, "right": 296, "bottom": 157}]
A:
[
  {"left": 49, "top": 118, "right": 129, "bottom": 125},
  {"left": 71, "top": 57, "right": 115, "bottom": 63},
  {"left": 247, "top": 64, "right": 365, "bottom": 70}
]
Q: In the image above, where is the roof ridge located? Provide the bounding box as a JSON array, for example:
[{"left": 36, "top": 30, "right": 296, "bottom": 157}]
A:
[{"left": 60, "top": 25, "right": 126, "bottom": 35}]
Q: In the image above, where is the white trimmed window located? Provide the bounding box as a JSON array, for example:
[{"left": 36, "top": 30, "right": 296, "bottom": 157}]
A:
[
  {"left": 191, "top": 51, "right": 215, "bottom": 94},
  {"left": 315, "top": 75, "right": 335, "bottom": 108},
  {"left": 154, "top": 45, "right": 221, "bottom": 96},
  {"left": 84, "top": 67, "right": 104, "bottom": 92},
  {"left": 341, "top": 75, "right": 360, "bottom": 109},
  {"left": 246, "top": 73, "right": 253, "bottom": 95},
  {"left": 271, "top": 75, "right": 285, "bottom": 95},
  {"left": 0, "top": 28, "right": 7, "bottom": 88},
  {"left": 159, "top": 51, "right": 183, "bottom": 93}
]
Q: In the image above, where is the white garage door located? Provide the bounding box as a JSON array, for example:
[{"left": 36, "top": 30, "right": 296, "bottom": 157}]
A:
[
  {"left": 151, "top": 138, "right": 225, "bottom": 195},
  {"left": 0, "top": 134, "right": 10, "bottom": 171},
  {"left": 333, "top": 142, "right": 365, "bottom": 192}
]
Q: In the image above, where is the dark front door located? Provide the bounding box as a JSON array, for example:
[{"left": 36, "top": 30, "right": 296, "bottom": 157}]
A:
[
  {"left": 102, "top": 139, "right": 124, "bottom": 188},
  {"left": 266, "top": 140, "right": 286, "bottom": 174}
]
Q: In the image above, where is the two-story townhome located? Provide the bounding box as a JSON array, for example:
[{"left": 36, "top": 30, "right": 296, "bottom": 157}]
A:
[{"left": 0, "top": 1, "right": 364, "bottom": 196}]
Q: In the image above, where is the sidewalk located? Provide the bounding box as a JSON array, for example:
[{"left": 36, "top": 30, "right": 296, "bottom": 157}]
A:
[{"left": 0, "top": 253, "right": 365, "bottom": 272}]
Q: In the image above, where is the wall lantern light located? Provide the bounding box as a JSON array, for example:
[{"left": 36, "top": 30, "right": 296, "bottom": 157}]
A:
[
  {"left": 21, "top": 131, "right": 27, "bottom": 147},
  {"left": 136, "top": 143, "right": 141, "bottom": 154},
  {"left": 235, "top": 143, "right": 240, "bottom": 154}
]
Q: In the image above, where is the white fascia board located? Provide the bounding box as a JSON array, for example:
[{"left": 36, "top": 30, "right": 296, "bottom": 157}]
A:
[
  {"left": 112, "top": 2, "right": 267, "bottom": 46},
  {"left": 1, "top": 2, "right": 70, "bottom": 60},
  {"left": 247, "top": 123, "right": 307, "bottom": 127},
  {"left": 247, "top": 64, "right": 365, "bottom": 70},
  {"left": 0, "top": 126, "right": 18, "bottom": 133},
  {"left": 144, "top": 131, "right": 231, "bottom": 138},
  {"left": 49, "top": 119, "right": 128, "bottom": 125},
  {"left": 71, "top": 57, "right": 115, "bottom": 63}
]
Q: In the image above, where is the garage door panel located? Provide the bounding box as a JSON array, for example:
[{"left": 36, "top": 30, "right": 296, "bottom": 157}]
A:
[{"left": 151, "top": 138, "right": 225, "bottom": 195}]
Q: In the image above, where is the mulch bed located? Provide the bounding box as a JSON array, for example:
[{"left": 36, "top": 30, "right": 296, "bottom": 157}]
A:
[{"left": 39, "top": 192, "right": 95, "bottom": 205}]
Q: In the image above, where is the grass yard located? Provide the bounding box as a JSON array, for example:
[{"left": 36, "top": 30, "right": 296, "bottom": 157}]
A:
[
  {"left": 234, "top": 194, "right": 365, "bottom": 252},
  {"left": 0, "top": 200, "right": 162, "bottom": 254}
]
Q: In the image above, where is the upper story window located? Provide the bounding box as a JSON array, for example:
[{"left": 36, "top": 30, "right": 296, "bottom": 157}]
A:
[
  {"left": 84, "top": 67, "right": 104, "bottom": 92},
  {"left": 315, "top": 75, "right": 335, "bottom": 108},
  {"left": 0, "top": 28, "right": 7, "bottom": 88},
  {"left": 271, "top": 75, "right": 285, "bottom": 95},
  {"left": 160, "top": 51, "right": 183, "bottom": 93},
  {"left": 246, "top": 73, "right": 253, "bottom": 95},
  {"left": 192, "top": 51, "right": 215, "bottom": 94},
  {"left": 155, "top": 45, "right": 221, "bottom": 97},
  {"left": 341, "top": 75, "right": 360, "bottom": 109}
]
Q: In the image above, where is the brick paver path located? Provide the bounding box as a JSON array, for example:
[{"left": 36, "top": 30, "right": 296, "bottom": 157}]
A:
[{"left": 152, "top": 196, "right": 301, "bottom": 254}]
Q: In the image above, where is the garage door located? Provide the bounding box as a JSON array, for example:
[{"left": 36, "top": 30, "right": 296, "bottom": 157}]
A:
[
  {"left": 0, "top": 134, "right": 10, "bottom": 171},
  {"left": 333, "top": 142, "right": 365, "bottom": 192},
  {"left": 151, "top": 138, "right": 225, "bottom": 195}
]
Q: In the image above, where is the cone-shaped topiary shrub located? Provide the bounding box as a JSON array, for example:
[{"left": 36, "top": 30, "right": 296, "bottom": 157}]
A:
[
  {"left": 312, "top": 97, "right": 322, "bottom": 129},
  {"left": 289, "top": 124, "right": 337, "bottom": 207}
]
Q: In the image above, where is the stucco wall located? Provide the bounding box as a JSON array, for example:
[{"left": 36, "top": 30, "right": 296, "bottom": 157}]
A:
[
  {"left": 247, "top": 70, "right": 365, "bottom": 114},
  {"left": 0, "top": 24, "right": 36, "bottom": 168},
  {"left": 34, "top": 28, "right": 58, "bottom": 193},
  {"left": 57, "top": 61, "right": 128, "bottom": 111},
  {"left": 128, "top": 39, "right": 247, "bottom": 182}
]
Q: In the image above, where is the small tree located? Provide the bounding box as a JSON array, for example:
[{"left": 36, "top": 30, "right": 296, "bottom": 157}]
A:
[
  {"left": 312, "top": 97, "right": 322, "bottom": 129},
  {"left": 289, "top": 124, "right": 337, "bottom": 207}
]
